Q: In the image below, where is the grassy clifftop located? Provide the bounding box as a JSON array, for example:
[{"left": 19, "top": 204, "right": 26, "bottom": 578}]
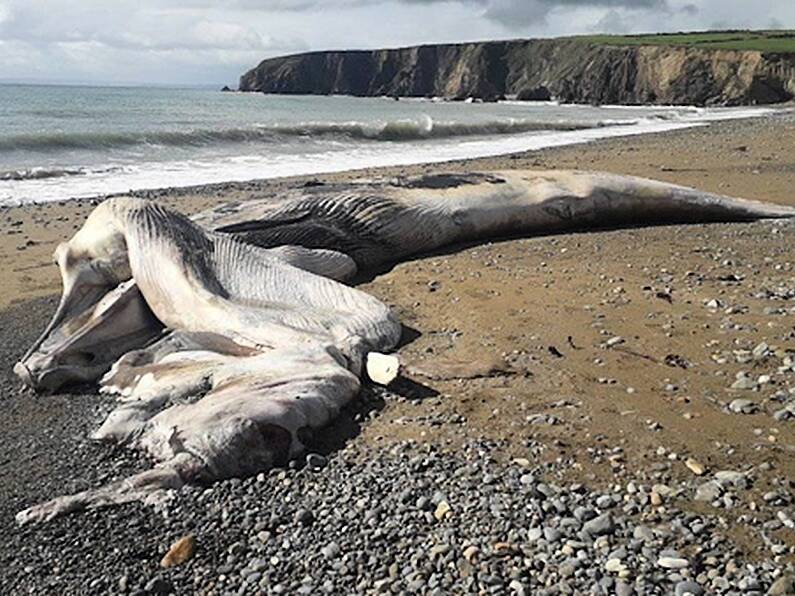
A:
[
  {"left": 240, "top": 31, "right": 795, "bottom": 105},
  {"left": 579, "top": 30, "right": 795, "bottom": 53}
]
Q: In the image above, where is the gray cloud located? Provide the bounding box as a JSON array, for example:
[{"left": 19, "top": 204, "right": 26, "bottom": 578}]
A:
[
  {"left": 0, "top": 0, "right": 792, "bottom": 85},
  {"left": 226, "top": 0, "right": 671, "bottom": 29},
  {"left": 484, "top": 0, "right": 669, "bottom": 27},
  {"left": 680, "top": 3, "right": 698, "bottom": 15}
]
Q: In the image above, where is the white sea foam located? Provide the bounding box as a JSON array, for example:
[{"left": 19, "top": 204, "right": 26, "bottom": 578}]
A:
[{"left": 0, "top": 95, "right": 778, "bottom": 206}]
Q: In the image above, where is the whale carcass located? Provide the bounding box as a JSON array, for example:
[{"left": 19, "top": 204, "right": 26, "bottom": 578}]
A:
[{"left": 14, "top": 169, "right": 795, "bottom": 523}]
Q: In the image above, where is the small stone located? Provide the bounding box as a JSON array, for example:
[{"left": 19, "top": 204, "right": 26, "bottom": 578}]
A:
[
  {"left": 321, "top": 541, "right": 341, "bottom": 560},
  {"left": 144, "top": 578, "right": 173, "bottom": 595},
  {"left": 714, "top": 470, "right": 748, "bottom": 489},
  {"left": 731, "top": 374, "right": 758, "bottom": 391},
  {"left": 614, "top": 582, "right": 634, "bottom": 596},
  {"left": 294, "top": 508, "right": 314, "bottom": 526},
  {"left": 729, "top": 399, "right": 758, "bottom": 414},
  {"left": 675, "top": 580, "right": 704, "bottom": 596},
  {"left": 605, "top": 558, "right": 625, "bottom": 573},
  {"left": 582, "top": 513, "right": 614, "bottom": 537},
  {"left": 767, "top": 575, "right": 795, "bottom": 595},
  {"left": 633, "top": 525, "right": 654, "bottom": 541},
  {"left": 650, "top": 491, "right": 662, "bottom": 506},
  {"left": 527, "top": 527, "right": 543, "bottom": 542},
  {"left": 685, "top": 458, "right": 706, "bottom": 475},
  {"left": 429, "top": 543, "right": 451, "bottom": 560},
  {"left": 752, "top": 342, "right": 770, "bottom": 360},
  {"left": 248, "top": 557, "right": 267, "bottom": 572},
  {"left": 596, "top": 495, "right": 614, "bottom": 509},
  {"left": 653, "top": 483, "right": 673, "bottom": 496},
  {"left": 694, "top": 481, "right": 722, "bottom": 502},
  {"left": 306, "top": 453, "right": 328, "bottom": 470},
  {"left": 559, "top": 562, "right": 576, "bottom": 578},
  {"left": 543, "top": 526, "right": 562, "bottom": 542},
  {"left": 434, "top": 500, "right": 452, "bottom": 521},
  {"left": 160, "top": 535, "right": 196, "bottom": 568},
  {"left": 657, "top": 557, "right": 689, "bottom": 569},
  {"left": 462, "top": 545, "right": 480, "bottom": 562},
  {"left": 606, "top": 336, "right": 625, "bottom": 347},
  {"left": 773, "top": 406, "right": 795, "bottom": 421}
]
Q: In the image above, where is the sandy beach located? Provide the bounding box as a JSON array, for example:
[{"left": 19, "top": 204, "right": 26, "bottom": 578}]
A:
[{"left": 1, "top": 113, "right": 794, "bottom": 593}]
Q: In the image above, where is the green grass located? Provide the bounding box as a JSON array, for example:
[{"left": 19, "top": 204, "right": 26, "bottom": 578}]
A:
[{"left": 576, "top": 30, "right": 795, "bottom": 53}]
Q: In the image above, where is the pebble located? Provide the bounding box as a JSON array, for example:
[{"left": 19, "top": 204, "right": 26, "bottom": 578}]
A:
[
  {"left": 160, "top": 534, "right": 196, "bottom": 568},
  {"left": 526, "top": 527, "right": 543, "bottom": 542},
  {"left": 714, "top": 470, "right": 748, "bottom": 489},
  {"left": 685, "top": 458, "right": 706, "bottom": 476},
  {"left": 144, "top": 578, "right": 174, "bottom": 594},
  {"left": 294, "top": 508, "right": 314, "bottom": 525},
  {"left": 582, "top": 513, "right": 614, "bottom": 537},
  {"left": 657, "top": 557, "right": 689, "bottom": 569},
  {"left": 615, "top": 581, "right": 634, "bottom": 596},
  {"left": 305, "top": 453, "right": 328, "bottom": 470},
  {"left": 731, "top": 371, "right": 759, "bottom": 391},
  {"left": 694, "top": 481, "right": 723, "bottom": 501},
  {"left": 462, "top": 545, "right": 480, "bottom": 562},
  {"left": 675, "top": 580, "right": 704, "bottom": 595},
  {"left": 433, "top": 500, "right": 452, "bottom": 521},
  {"left": 596, "top": 495, "right": 614, "bottom": 509},
  {"left": 729, "top": 398, "right": 758, "bottom": 414},
  {"left": 320, "top": 541, "right": 341, "bottom": 560}
]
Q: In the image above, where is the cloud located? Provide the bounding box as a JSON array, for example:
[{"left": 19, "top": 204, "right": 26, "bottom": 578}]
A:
[
  {"left": 481, "top": 0, "right": 670, "bottom": 28},
  {"left": 0, "top": 0, "right": 793, "bottom": 85},
  {"left": 398, "top": 0, "right": 669, "bottom": 27},
  {"left": 592, "top": 9, "right": 632, "bottom": 33},
  {"left": 680, "top": 3, "right": 698, "bottom": 15},
  {"left": 0, "top": 0, "right": 309, "bottom": 83}
]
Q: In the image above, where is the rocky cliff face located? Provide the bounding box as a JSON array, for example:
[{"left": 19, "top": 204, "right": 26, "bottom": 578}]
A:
[{"left": 239, "top": 39, "right": 795, "bottom": 106}]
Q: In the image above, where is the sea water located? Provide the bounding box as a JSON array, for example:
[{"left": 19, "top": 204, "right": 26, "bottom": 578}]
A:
[{"left": 0, "top": 84, "right": 775, "bottom": 205}]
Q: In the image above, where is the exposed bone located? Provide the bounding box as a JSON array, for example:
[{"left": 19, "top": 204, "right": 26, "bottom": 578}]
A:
[
  {"left": 14, "top": 169, "right": 795, "bottom": 523},
  {"left": 366, "top": 352, "right": 400, "bottom": 385}
]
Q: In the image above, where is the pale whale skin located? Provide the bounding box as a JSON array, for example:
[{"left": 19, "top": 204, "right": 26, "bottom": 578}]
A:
[{"left": 14, "top": 169, "right": 795, "bottom": 524}]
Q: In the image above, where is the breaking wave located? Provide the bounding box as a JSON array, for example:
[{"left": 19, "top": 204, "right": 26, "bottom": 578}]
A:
[
  {"left": 0, "top": 167, "right": 86, "bottom": 181},
  {"left": 0, "top": 116, "right": 638, "bottom": 153},
  {"left": 0, "top": 166, "right": 122, "bottom": 182}
]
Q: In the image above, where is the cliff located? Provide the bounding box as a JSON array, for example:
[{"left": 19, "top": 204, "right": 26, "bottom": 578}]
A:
[{"left": 239, "top": 38, "right": 795, "bottom": 106}]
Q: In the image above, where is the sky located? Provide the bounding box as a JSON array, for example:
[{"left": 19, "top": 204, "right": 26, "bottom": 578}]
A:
[{"left": 0, "top": 0, "right": 792, "bottom": 86}]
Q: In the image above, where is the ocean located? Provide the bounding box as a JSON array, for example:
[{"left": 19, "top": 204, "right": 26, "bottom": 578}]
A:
[{"left": 0, "top": 84, "right": 776, "bottom": 206}]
